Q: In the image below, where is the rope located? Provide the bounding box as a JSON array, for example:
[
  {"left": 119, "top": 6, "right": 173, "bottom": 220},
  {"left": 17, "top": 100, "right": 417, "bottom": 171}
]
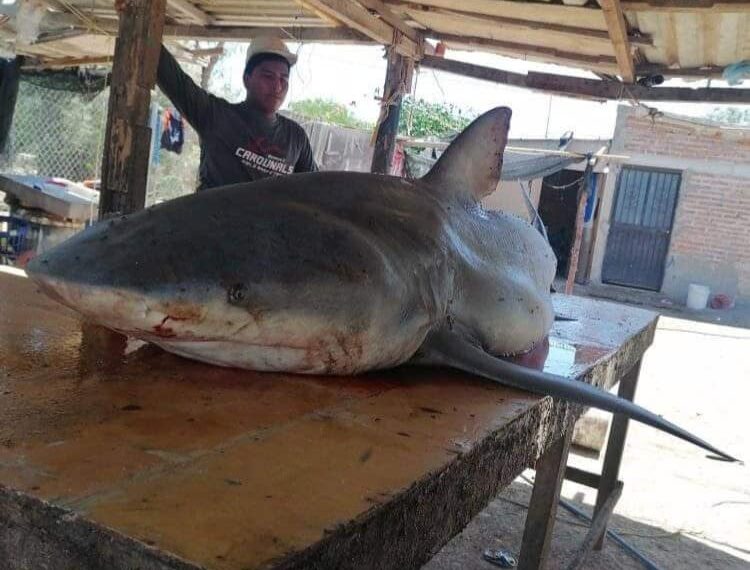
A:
[
  {"left": 56, "top": 0, "right": 112, "bottom": 37},
  {"left": 371, "top": 45, "right": 412, "bottom": 145},
  {"left": 544, "top": 175, "right": 585, "bottom": 190}
]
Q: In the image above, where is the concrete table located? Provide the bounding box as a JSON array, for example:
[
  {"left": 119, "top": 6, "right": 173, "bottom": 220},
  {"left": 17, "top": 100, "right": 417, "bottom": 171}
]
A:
[{"left": 0, "top": 268, "right": 657, "bottom": 569}]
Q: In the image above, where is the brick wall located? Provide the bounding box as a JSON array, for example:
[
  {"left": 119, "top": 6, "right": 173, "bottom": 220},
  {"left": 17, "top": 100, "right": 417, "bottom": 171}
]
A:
[
  {"left": 592, "top": 107, "right": 750, "bottom": 301},
  {"left": 621, "top": 113, "right": 750, "bottom": 163},
  {"left": 669, "top": 172, "right": 750, "bottom": 296}
]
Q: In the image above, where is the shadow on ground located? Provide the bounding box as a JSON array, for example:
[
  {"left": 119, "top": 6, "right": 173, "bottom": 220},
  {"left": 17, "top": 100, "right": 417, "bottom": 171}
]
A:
[{"left": 422, "top": 479, "right": 749, "bottom": 570}]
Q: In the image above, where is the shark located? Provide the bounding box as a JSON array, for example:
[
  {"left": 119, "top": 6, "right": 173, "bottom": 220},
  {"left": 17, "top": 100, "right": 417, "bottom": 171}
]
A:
[{"left": 26, "top": 107, "right": 736, "bottom": 462}]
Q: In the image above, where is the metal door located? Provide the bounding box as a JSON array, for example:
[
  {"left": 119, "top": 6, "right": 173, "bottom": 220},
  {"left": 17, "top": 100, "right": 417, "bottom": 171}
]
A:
[{"left": 602, "top": 167, "right": 681, "bottom": 290}]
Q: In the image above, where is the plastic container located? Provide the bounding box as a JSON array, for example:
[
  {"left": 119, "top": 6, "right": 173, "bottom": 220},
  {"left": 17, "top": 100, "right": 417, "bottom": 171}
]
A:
[{"left": 686, "top": 284, "right": 710, "bottom": 310}]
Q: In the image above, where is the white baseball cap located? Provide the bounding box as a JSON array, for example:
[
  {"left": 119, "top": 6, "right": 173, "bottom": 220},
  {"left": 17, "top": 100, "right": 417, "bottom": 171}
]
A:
[{"left": 245, "top": 36, "right": 297, "bottom": 67}]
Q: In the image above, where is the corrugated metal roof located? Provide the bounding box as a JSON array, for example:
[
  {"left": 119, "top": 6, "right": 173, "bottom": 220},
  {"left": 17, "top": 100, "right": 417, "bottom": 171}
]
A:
[
  {"left": 627, "top": 10, "right": 750, "bottom": 68},
  {"left": 1, "top": 0, "right": 748, "bottom": 80}
]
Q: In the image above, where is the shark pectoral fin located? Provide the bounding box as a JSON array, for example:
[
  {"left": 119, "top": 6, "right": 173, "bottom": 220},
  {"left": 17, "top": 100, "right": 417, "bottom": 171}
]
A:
[
  {"left": 422, "top": 107, "right": 511, "bottom": 200},
  {"left": 418, "top": 329, "right": 738, "bottom": 463}
]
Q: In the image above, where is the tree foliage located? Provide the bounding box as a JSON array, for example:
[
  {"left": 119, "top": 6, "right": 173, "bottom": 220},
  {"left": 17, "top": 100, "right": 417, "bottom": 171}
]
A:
[
  {"left": 287, "top": 98, "right": 372, "bottom": 130},
  {"left": 706, "top": 107, "right": 750, "bottom": 125},
  {"left": 398, "top": 97, "right": 475, "bottom": 139}
]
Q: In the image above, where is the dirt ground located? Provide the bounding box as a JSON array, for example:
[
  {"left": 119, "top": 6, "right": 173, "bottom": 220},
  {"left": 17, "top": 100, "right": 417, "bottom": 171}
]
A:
[{"left": 423, "top": 310, "right": 750, "bottom": 570}]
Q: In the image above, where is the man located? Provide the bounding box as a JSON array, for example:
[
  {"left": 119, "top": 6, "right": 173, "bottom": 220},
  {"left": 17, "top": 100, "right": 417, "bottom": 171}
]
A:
[
  {"left": 158, "top": 37, "right": 317, "bottom": 191},
  {"left": 115, "top": 2, "right": 317, "bottom": 191}
]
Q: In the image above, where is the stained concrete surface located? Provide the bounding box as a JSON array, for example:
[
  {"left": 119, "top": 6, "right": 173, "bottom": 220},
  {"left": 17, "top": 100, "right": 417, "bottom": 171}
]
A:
[{"left": 424, "top": 313, "right": 750, "bottom": 569}]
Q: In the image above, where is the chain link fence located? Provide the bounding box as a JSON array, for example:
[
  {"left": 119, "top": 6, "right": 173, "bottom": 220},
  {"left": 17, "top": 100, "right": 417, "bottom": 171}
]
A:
[
  {"left": 0, "top": 76, "right": 201, "bottom": 206},
  {"left": 1, "top": 66, "right": 378, "bottom": 215}
]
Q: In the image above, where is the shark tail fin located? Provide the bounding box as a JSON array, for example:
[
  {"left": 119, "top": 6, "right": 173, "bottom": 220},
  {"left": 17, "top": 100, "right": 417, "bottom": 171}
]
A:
[
  {"left": 422, "top": 107, "right": 511, "bottom": 200},
  {"left": 418, "top": 329, "right": 738, "bottom": 463}
]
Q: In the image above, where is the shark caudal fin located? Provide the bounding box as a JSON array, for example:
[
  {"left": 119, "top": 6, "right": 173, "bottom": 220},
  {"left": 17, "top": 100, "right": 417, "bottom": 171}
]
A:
[
  {"left": 422, "top": 107, "right": 511, "bottom": 200},
  {"left": 418, "top": 329, "right": 738, "bottom": 463}
]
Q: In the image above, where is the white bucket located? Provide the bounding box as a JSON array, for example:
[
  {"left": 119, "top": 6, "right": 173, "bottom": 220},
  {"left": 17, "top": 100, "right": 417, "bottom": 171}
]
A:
[{"left": 686, "top": 284, "right": 710, "bottom": 310}]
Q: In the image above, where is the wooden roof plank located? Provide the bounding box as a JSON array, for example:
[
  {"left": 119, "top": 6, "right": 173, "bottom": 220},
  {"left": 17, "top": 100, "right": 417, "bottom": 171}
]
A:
[
  {"left": 160, "top": 23, "right": 373, "bottom": 42},
  {"left": 387, "top": 0, "right": 608, "bottom": 30},
  {"left": 621, "top": 0, "right": 750, "bottom": 12},
  {"left": 357, "top": 0, "right": 421, "bottom": 42},
  {"left": 393, "top": 4, "right": 652, "bottom": 47},
  {"left": 402, "top": 8, "right": 618, "bottom": 58},
  {"left": 166, "top": 0, "right": 213, "bottom": 25},
  {"left": 600, "top": 0, "right": 637, "bottom": 82},
  {"left": 296, "top": 0, "right": 421, "bottom": 57},
  {"left": 430, "top": 32, "right": 620, "bottom": 74}
]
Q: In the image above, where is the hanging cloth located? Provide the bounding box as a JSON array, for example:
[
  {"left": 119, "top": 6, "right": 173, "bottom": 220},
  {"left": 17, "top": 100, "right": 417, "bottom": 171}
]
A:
[{"left": 160, "top": 107, "right": 184, "bottom": 154}]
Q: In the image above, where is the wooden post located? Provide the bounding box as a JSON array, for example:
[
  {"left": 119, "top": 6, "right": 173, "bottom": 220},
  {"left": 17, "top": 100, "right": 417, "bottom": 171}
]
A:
[
  {"left": 565, "top": 162, "right": 594, "bottom": 295},
  {"left": 593, "top": 359, "right": 642, "bottom": 550},
  {"left": 99, "top": 0, "right": 166, "bottom": 218},
  {"left": 518, "top": 428, "right": 574, "bottom": 569},
  {"left": 371, "top": 49, "right": 413, "bottom": 175},
  {"left": 0, "top": 57, "right": 21, "bottom": 155}
]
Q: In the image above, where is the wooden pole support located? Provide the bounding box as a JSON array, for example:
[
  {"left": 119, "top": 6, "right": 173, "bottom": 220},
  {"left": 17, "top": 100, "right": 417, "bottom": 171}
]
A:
[
  {"left": 371, "top": 49, "right": 413, "bottom": 175},
  {"left": 518, "top": 427, "right": 574, "bottom": 569},
  {"left": 594, "top": 359, "right": 642, "bottom": 550},
  {"left": 565, "top": 482, "right": 624, "bottom": 570},
  {"left": 99, "top": 0, "right": 167, "bottom": 218},
  {"left": 565, "top": 162, "right": 594, "bottom": 295}
]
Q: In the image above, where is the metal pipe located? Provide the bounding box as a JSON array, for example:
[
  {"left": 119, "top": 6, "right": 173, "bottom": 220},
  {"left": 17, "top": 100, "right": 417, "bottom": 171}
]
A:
[{"left": 556, "top": 497, "right": 663, "bottom": 570}]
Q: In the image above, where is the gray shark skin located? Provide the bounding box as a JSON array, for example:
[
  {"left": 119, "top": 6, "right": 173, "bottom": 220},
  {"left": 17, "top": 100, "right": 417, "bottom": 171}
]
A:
[{"left": 27, "top": 108, "right": 736, "bottom": 462}]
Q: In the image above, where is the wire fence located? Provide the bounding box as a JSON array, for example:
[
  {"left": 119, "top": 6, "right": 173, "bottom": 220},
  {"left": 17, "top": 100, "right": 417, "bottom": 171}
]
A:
[
  {"left": 0, "top": 79, "right": 201, "bottom": 206},
  {"left": 1, "top": 68, "right": 382, "bottom": 214}
]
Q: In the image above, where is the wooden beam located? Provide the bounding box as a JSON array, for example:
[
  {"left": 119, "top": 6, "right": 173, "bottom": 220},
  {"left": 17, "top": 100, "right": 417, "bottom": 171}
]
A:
[
  {"left": 162, "top": 24, "right": 372, "bottom": 43},
  {"left": 32, "top": 28, "right": 89, "bottom": 45},
  {"left": 600, "top": 0, "right": 635, "bottom": 83},
  {"left": 296, "top": 0, "right": 421, "bottom": 58},
  {"left": 84, "top": 19, "right": 374, "bottom": 43},
  {"left": 390, "top": 3, "right": 653, "bottom": 47},
  {"left": 420, "top": 55, "right": 750, "bottom": 103},
  {"left": 371, "top": 50, "right": 413, "bottom": 174},
  {"left": 636, "top": 63, "right": 726, "bottom": 78},
  {"left": 166, "top": 0, "right": 213, "bottom": 25},
  {"left": 21, "top": 55, "right": 113, "bottom": 70},
  {"left": 621, "top": 0, "right": 750, "bottom": 11},
  {"left": 357, "top": 0, "right": 421, "bottom": 43},
  {"left": 99, "top": 0, "right": 166, "bottom": 218},
  {"left": 427, "top": 32, "right": 620, "bottom": 74}
]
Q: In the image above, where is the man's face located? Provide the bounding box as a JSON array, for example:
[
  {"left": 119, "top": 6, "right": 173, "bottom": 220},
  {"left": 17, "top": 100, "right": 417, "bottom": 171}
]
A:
[{"left": 244, "top": 59, "right": 290, "bottom": 115}]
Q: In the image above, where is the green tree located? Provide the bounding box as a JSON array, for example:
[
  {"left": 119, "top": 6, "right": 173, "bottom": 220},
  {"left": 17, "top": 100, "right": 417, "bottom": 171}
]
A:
[
  {"left": 398, "top": 97, "right": 475, "bottom": 139},
  {"left": 706, "top": 107, "right": 750, "bottom": 125},
  {"left": 287, "top": 98, "right": 372, "bottom": 129}
]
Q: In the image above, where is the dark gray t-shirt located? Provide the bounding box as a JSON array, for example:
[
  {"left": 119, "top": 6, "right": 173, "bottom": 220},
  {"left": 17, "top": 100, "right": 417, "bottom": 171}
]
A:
[{"left": 157, "top": 47, "right": 317, "bottom": 191}]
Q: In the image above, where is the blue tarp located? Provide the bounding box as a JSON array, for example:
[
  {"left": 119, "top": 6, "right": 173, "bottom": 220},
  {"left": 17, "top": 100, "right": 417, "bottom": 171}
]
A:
[{"left": 404, "top": 147, "right": 584, "bottom": 181}]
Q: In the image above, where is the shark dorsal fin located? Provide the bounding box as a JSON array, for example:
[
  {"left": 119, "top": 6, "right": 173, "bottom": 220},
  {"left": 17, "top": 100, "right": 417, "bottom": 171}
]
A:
[{"left": 422, "top": 107, "right": 511, "bottom": 200}]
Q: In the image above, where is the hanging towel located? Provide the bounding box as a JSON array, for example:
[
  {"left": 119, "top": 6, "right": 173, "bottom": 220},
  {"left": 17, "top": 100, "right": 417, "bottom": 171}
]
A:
[{"left": 160, "top": 107, "right": 184, "bottom": 154}]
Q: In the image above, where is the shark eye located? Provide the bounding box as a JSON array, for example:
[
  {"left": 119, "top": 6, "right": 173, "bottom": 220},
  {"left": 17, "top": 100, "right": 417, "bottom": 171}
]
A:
[{"left": 227, "top": 283, "right": 247, "bottom": 304}]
